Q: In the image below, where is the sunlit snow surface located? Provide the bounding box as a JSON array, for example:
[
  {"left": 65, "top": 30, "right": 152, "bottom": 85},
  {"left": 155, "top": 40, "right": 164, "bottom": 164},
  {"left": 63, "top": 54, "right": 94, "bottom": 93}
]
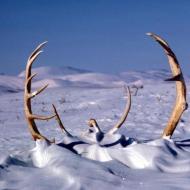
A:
[{"left": 1, "top": 68, "right": 190, "bottom": 189}]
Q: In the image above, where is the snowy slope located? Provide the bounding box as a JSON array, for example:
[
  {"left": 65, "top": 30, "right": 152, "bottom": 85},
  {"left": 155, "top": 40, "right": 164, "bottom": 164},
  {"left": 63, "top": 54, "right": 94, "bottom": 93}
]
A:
[
  {"left": 0, "top": 74, "right": 23, "bottom": 94},
  {"left": 1, "top": 68, "right": 190, "bottom": 189},
  {"left": 18, "top": 66, "right": 90, "bottom": 78},
  {"left": 119, "top": 69, "right": 172, "bottom": 83},
  {"left": 18, "top": 66, "right": 126, "bottom": 88},
  {"left": 15, "top": 66, "right": 190, "bottom": 89}
]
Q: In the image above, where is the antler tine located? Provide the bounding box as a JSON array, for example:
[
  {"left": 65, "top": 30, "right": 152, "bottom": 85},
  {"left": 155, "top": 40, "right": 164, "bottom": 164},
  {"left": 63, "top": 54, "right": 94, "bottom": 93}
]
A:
[
  {"left": 29, "top": 114, "right": 56, "bottom": 120},
  {"left": 52, "top": 104, "right": 72, "bottom": 136},
  {"left": 24, "top": 41, "right": 55, "bottom": 142},
  {"left": 29, "top": 41, "right": 48, "bottom": 61},
  {"left": 108, "top": 86, "right": 131, "bottom": 134},
  {"left": 27, "top": 73, "right": 37, "bottom": 84},
  {"left": 147, "top": 32, "right": 188, "bottom": 138},
  {"left": 25, "top": 41, "right": 47, "bottom": 82},
  {"left": 26, "top": 50, "right": 43, "bottom": 81},
  {"left": 30, "top": 84, "right": 49, "bottom": 99},
  {"left": 88, "top": 118, "right": 102, "bottom": 133}
]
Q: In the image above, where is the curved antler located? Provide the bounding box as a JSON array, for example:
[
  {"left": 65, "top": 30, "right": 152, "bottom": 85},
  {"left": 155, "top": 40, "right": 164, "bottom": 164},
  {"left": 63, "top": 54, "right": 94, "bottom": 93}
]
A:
[
  {"left": 52, "top": 104, "right": 72, "bottom": 136},
  {"left": 24, "top": 42, "right": 56, "bottom": 142},
  {"left": 108, "top": 86, "right": 131, "bottom": 134},
  {"left": 147, "top": 32, "right": 188, "bottom": 138}
]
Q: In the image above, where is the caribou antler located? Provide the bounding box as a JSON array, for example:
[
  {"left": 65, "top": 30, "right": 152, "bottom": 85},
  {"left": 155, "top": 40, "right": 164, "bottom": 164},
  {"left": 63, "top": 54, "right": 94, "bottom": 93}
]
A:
[
  {"left": 52, "top": 104, "right": 72, "bottom": 136},
  {"left": 147, "top": 33, "right": 188, "bottom": 138},
  {"left": 108, "top": 86, "right": 131, "bottom": 134},
  {"left": 88, "top": 119, "right": 102, "bottom": 133},
  {"left": 87, "top": 86, "right": 131, "bottom": 135},
  {"left": 24, "top": 42, "right": 56, "bottom": 142}
]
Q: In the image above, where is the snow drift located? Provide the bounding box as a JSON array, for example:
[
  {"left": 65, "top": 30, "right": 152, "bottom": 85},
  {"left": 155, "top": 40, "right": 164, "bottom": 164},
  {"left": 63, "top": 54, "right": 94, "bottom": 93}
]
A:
[{"left": 1, "top": 137, "right": 190, "bottom": 190}]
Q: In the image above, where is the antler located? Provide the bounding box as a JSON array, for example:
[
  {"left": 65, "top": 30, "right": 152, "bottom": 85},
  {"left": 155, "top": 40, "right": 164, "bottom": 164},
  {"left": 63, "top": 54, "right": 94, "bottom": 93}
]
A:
[
  {"left": 24, "top": 42, "right": 56, "bottom": 142},
  {"left": 88, "top": 119, "right": 102, "bottom": 133},
  {"left": 108, "top": 86, "right": 131, "bottom": 134},
  {"left": 147, "top": 33, "right": 188, "bottom": 138},
  {"left": 52, "top": 104, "right": 72, "bottom": 136}
]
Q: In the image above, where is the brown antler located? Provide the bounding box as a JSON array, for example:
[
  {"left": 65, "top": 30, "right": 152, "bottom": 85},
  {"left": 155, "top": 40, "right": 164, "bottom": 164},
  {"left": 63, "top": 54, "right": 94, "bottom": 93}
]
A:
[
  {"left": 52, "top": 104, "right": 72, "bottom": 136},
  {"left": 24, "top": 42, "right": 56, "bottom": 142},
  {"left": 108, "top": 86, "right": 131, "bottom": 134},
  {"left": 147, "top": 33, "right": 188, "bottom": 138}
]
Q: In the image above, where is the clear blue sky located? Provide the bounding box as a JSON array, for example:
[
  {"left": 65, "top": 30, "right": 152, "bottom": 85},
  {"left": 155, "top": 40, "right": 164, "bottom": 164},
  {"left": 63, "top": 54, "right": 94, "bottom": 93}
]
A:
[{"left": 0, "top": 0, "right": 190, "bottom": 75}]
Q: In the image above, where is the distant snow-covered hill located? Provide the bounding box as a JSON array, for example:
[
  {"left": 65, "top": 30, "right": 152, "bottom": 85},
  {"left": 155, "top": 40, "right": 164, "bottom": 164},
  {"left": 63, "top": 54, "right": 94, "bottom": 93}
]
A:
[
  {"left": 18, "top": 66, "right": 91, "bottom": 78},
  {"left": 0, "top": 75, "right": 23, "bottom": 94},
  {"left": 119, "top": 69, "right": 171, "bottom": 83},
  {"left": 60, "top": 73, "right": 125, "bottom": 88},
  {"left": 1, "top": 66, "right": 187, "bottom": 94},
  {"left": 18, "top": 66, "right": 126, "bottom": 88}
]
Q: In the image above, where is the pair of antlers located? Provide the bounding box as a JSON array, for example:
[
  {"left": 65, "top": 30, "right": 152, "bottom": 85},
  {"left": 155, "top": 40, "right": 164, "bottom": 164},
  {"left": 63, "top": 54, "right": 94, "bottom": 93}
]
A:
[
  {"left": 24, "top": 33, "right": 187, "bottom": 143},
  {"left": 24, "top": 44, "right": 131, "bottom": 142}
]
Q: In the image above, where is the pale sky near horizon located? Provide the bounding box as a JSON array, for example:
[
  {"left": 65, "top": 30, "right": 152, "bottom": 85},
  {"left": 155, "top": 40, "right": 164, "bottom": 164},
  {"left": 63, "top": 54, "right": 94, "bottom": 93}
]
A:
[{"left": 0, "top": 0, "right": 190, "bottom": 75}]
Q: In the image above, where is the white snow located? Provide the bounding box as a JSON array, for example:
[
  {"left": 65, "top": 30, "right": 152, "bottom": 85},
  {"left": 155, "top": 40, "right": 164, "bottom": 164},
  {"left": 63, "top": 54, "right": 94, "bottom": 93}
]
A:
[
  {"left": 1, "top": 67, "right": 190, "bottom": 189},
  {"left": 0, "top": 74, "right": 23, "bottom": 94},
  {"left": 18, "top": 66, "right": 90, "bottom": 78}
]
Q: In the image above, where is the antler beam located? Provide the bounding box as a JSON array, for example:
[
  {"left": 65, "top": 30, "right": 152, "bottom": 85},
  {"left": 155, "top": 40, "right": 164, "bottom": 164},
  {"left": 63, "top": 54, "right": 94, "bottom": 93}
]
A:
[
  {"left": 24, "top": 42, "right": 56, "bottom": 142},
  {"left": 108, "top": 86, "right": 131, "bottom": 134},
  {"left": 147, "top": 33, "right": 188, "bottom": 138}
]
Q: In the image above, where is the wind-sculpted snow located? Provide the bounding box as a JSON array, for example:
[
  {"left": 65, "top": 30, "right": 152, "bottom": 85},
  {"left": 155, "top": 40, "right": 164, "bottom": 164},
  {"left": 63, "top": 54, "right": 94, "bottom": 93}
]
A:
[
  {"left": 55, "top": 134, "right": 190, "bottom": 173},
  {"left": 0, "top": 140, "right": 124, "bottom": 190},
  {"left": 1, "top": 138, "right": 190, "bottom": 190},
  {"left": 108, "top": 138, "right": 190, "bottom": 172}
]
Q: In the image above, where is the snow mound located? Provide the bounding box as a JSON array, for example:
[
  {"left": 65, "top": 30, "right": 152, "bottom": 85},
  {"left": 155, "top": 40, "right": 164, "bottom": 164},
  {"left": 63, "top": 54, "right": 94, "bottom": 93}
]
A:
[
  {"left": 1, "top": 138, "right": 190, "bottom": 189},
  {"left": 0, "top": 140, "right": 124, "bottom": 190},
  {"left": 58, "top": 131, "right": 190, "bottom": 173},
  {"left": 109, "top": 138, "right": 190, "bottom": 172}
]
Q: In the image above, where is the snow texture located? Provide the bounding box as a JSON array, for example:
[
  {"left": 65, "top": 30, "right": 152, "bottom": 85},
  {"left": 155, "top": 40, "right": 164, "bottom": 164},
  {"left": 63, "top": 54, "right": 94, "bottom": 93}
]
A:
[{"left": 1, "top": 67, "right": 190, "bottom": 189}]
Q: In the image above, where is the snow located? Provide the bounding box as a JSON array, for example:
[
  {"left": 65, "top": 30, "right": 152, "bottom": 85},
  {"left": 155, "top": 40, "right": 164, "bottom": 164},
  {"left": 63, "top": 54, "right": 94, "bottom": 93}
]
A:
[
  {"left": 0, "top": 74, "right": 23, "bottom": 94},
  {"left": 18, "top": 66, "right": 90, "bottom": 78},
  {"left": 1, "top": 67, "right": 190, "bottom": 189},
  {"left": 119, "top": 69, "right": 171, "bottom": 83}
]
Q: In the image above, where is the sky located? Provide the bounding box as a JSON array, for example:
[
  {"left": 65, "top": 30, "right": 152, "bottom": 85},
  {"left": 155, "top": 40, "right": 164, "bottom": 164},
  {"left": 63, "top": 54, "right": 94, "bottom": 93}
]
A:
[{"left": 0, "top": 0, "right": 190, "bottom": 75}]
